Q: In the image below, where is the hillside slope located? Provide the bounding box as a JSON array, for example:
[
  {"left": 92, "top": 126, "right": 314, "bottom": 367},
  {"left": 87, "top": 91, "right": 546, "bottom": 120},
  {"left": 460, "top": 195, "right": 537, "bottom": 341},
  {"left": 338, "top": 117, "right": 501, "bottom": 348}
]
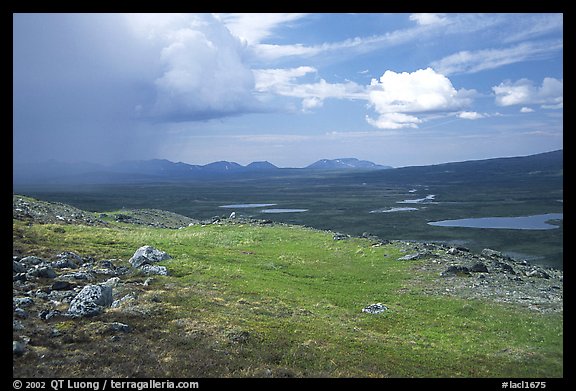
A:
[{"left": 12, "top": 196, "right": 563, "bottom": 378}]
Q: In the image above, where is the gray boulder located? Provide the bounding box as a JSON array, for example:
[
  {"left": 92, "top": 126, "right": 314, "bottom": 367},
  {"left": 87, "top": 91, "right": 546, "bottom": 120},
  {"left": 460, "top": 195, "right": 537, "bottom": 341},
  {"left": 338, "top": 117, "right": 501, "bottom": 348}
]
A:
[
  {"left": 13, "top": 297, "right": 34, "bottom": 308},
  {"left": 51, "top": 259, "right": 78, "bottom": 269},
  {"left": 139, "top": 264, "right": 169, "bottom": 276},
  {"left": 109, "top": 322, "right": 131, "bottom": 333},
  {"left": 129, "top": 246, "right": 171, "bottom": 268},
  {"left": 58, "top": 271, "right": 93, "bottom": 281},
  {"left": 398, "top": 252, "right": 431, "bottom": 261},
  {"left": 68, "top": 284, "right": 113, "bottom": 317},
  {"left": 441, "top": 265, "right": 471, "bottom": 276},
  {"left": 14, "top": 308, "right": 29, "bottom": 319},
  {"left": 481, "top": 248, "right": 512, "bottom": 261},
  {"left": 28, "top": 266, "right": 57, "bottom": 279},
  {"left": 470, "top": 262, "right": 489, "bottom": 273},
  {"left": 362, "top": 303, "right": 388, "bottom": 314},
  {"left": 13, "top": 260, "right": 27, "bottom": 274},
  {"left": 333, "top": 233, "right": 350, "bottom": 241},
  {"left": 19, "top": 255, "right": 44, "bottom": 266},
  {"left": 526, "top": 269, "right": 550, "bottom": 279},
  {"left": 13, "top": 340, "right": 27, "bottom": 356},
  {"left": 52, "top": 251, "right": 82, "bottom": 269}
]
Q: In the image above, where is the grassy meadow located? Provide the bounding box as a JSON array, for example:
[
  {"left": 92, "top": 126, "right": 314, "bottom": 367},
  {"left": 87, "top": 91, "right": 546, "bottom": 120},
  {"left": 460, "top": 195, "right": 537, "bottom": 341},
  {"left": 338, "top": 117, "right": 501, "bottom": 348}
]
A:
[{"left": 13, "top": 216, "right": 563, "bottom": 378}]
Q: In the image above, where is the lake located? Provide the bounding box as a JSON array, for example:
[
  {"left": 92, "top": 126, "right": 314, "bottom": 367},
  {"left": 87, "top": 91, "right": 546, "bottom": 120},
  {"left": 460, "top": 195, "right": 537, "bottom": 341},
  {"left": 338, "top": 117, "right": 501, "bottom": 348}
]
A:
[{"left": 428, "top": 213, "right": 563, "bottom": 230}]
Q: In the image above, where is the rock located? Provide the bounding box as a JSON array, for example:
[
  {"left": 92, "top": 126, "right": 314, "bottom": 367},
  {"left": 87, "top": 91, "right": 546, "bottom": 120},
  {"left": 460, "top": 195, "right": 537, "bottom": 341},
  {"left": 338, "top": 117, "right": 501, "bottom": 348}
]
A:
[
  {"left": 112, "top": 294, "right": 136, "bottom": 308},
  {"left": 59, "top": 271, "right": 93, "bottom": 281},
  {"left": 128, "top": 246, "right": 171, "bottom": 268},
  {"left": 51, "top": 280, "right": 74, "bottom": 291},
  {"left": 139, "top": 264, "right": 168, "bottom": 276},
  {"left": 526, "top": 269, "right": 550, "bottom": 279},
  {"left": 399, "top": 253, "right": 417, "bottom": 261},
  {"left": 13, "top": 273, "right": 27, "bottom": 282},
  {"left": 115, "top": 213, "right": 131, "bottom": 222},
  {"left": 13, "top": 260, "right": 27, "bottom": 274},
  {"left": 441, "top": 265, "right": 471, "bottom": 276},
  {"left": 20, "top": 256, "right": 44, "bottom": 266},
  {"left": 39, "top": 309, "right": 63, "bottom": 320},
  {"left": 109, "top": 322, "right": 131, "bottom": 333},
  {"left": 333, "top": 232, "right": 350, "bottom": 240},
  {"left": 68, "top": 284, "right": 113, "bottom": 317},
  {"left": 13, "top": 320, "right": 25, "bottom": 331},
  {"left": 114, "top": 266, "right": 130, "bottom": 276},
  {"left": 52, "top": 251, "right": 82, "bottom": 269},
  {"left": 48, "top": 290, "right": 77, "bottom": 303},
  {"left": 362, "top": 303, "right": 388, "bottom": 314},
  {"left": 51, "top": 259, "right": 77, "bottom": 269},
  {"left": 102, "top": 277, "right": 120, "bottom": 288},
  {"left": 481, "top": 248, "right": 511, "bottom": 261},
  {"left": 398, "top": 252, "right": 430, "bottom": 261},
  {"left": 14, "top": 308, "right": 29, "bottom": 319},
  {"left": 28, "top": 266, "right": 57, "bottom": 279},
  {"left": 470, "top": 262, "right": 489, "bottom": 273},
  {"left": 98, "top": 260, "right": 116, "bottom": 269},
  {"left": 32, "top": 289, "right": 50, "bottom": 300},
  {"left": 13, "top": 297, "right": 34, "bottom": 308},
  {"left": 494, "top": 261, "right": 516, "bottom": 274},
  {"left": 13, "top": 340, "right": 27, "bottom": 356}
]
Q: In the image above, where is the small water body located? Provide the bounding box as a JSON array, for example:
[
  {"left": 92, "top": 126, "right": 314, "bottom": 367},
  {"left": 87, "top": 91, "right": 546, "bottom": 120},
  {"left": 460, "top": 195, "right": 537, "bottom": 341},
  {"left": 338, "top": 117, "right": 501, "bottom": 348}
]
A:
[
  {"left": 260, "top": 209, "right": 309, "bottom": 213},
  {"left": 428, "top": 213, "right": 563, "bottom": 230},
  {"left": 370, "top": 207, "right": 419, "bottom": 213},
  {"left": 397, "top": 194, "right": 435, "bottom": 204},
  {"left": 220, "top": 203, "right": 277, "bottom": 208}
]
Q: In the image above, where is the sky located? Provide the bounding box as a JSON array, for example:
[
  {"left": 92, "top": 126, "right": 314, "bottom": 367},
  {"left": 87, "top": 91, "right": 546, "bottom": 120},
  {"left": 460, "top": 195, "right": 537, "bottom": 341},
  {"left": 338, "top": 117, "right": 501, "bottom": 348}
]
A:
[{"left": 13, "top": 13, "right": 563, "bottom": 168}]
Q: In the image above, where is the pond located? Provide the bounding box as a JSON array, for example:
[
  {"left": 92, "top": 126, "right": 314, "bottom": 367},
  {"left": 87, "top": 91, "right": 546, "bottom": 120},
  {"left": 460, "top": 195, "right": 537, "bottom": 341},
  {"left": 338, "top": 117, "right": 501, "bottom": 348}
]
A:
[
  {"left": 370, "top": 207, "right": 419, "bottom": 213},
  {"left": 428, "top": 213, "right": 563, "bottom": 230},
  {"left": 397, "top": 194, "right": 435, "bottom": 204},
  {"left": 219, "top": 203, "right": 277, "bottom": 208},
  {"left": 260, "top": 209, "right": 309, "bottom": 213}
]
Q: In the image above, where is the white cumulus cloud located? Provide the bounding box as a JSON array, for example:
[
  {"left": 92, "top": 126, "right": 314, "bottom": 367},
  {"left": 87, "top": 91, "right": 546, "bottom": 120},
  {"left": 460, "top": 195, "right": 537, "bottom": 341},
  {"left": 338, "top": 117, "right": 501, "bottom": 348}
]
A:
[
  {"left": 366, "top": 68, "right": 475, "bottom": 129},
  {"left": 520, "top": 107, "right": 534, "bottom": 113},
  {"left": 127, "top": 13, "right": 259, "bottom": 121},
  {"left": 254, "top": 67, "right": 365, "bottom": 112},
  {"left": 458, "top": 111, "right": 484, "bottom": 120},
  {"left": 254, "top": 66, "right": 317, "bottom": 92},
  {"left": 409, "top": 13, "right": 447, "bottom": 26},
  {"left": 492, "top": 77, "right": 563, "bottom": 109}
]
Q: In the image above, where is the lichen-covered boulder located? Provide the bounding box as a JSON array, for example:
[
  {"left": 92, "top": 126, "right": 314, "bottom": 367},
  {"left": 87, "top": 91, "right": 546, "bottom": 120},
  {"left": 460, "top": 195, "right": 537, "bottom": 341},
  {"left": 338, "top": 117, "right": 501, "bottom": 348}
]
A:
[
  {"left": 68, "top": 284, "right": 113, "bottom": 317},
  {"left": 128, "top": 246, "right": 171, "bottom": 268}
]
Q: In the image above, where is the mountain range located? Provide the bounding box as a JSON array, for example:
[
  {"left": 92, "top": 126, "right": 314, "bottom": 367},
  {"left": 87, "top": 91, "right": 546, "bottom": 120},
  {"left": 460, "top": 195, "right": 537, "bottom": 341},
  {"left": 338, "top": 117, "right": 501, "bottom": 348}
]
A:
[
  {"left": 13, "top": 157, "right": 391, "bottom": 184},
  {"left": 13, "top": 150, "right": 563, "bottom": 186}
]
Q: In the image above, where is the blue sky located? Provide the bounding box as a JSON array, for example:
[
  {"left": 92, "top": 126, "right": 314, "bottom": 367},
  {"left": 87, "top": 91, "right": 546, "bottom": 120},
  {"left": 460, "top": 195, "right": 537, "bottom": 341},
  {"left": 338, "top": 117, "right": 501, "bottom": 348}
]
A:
[{"left": 13, "top": 13, "right": 563, "bottom": 167}]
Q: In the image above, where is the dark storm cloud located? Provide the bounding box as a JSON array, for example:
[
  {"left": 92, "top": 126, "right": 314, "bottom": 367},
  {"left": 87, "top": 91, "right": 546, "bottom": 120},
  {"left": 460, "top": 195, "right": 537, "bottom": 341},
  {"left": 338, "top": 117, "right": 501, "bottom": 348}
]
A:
[
  {"left": 13, "top": 13, "right": 266, "bottom": 164},
  {"left": 13, "top": 13, "right": 161, "bottom": 164}
]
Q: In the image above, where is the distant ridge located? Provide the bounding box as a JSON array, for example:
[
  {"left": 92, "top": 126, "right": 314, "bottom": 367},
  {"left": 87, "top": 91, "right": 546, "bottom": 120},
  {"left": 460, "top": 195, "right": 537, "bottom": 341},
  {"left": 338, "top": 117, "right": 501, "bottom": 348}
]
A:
[
  {"left": 13, "top": 150, "right": 561, "bottom": 185},
  {"left": 359, "top": 149, "right": 563, "bottom": 184},
  {"left": 306, "top": 158, "right": 391, "bottom": 170},
  {"left": 245, "top": 161, "right": 279, "bottom": 170},
  {"left": 202, "top": 161, "right": 244, "bottom": 172}
]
